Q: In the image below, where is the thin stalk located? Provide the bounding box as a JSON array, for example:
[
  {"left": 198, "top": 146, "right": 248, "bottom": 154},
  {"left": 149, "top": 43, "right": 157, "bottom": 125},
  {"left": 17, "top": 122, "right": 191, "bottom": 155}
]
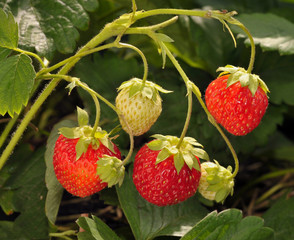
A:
[
  {"left": 240, "top": 25, "right": 255, "bottom": 73},
  {"left": 13, "top": 48, "right": 45, "bottom": 68},
  {"left": 177, "top": 91, "right": 193, "bottom": 148},
  {"left": 134, "top": 9, "right": 208, "bottom": 20},
  {"left": 90, "top": 93, "right": 100, "bottom": 137},
  {"left": 117, "top": 42, "right": 148, "bottom": 83},
  {"left": 163, "top": 43, "right": 239, "bottom": 178},
  {"left": 37, "top": 42, "right": 116, "bottom": 78},
  {"left": 0, "top": 20, "right": 129, "bottom": 170},
  {"left": 0, "top": 114, "right": 18, "bottom": 149},
  {"left": 162, "top": 43, "right": 193, "bottom": 148},
  {"left": 0, "top": 78, "right": 60, "bottom": 170}
]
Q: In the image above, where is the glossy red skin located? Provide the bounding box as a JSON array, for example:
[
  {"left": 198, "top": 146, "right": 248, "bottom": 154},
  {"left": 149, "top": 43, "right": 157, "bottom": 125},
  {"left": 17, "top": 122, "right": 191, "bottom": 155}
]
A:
[
  {"left": 53, "top": 135, "right": 121, "bottom": 198},
  {"left": 133, "top": 143, "right": 201, "bottom": 206},
  {"left": 205, "top": 75, "right": 268, "bottom": 136}
]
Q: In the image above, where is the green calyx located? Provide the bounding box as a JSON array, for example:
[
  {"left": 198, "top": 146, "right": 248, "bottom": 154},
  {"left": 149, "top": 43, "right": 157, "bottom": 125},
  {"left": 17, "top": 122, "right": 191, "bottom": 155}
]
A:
[
  {"left": 58, "top": 107, "right": 115, "bottom": 160},
  {"left": 97, "top": 156, "right": 125, "bottom": 187},
  {"left": 147, "top": 134, "right": 209, "bottom": 174},
  {"left": 203, "top": 160, "right": 234, "bottom": 203},
  {"left": 217, "top": 65, "right": 269, "bottom": 96},
  {"left": 117, "top": 78, "right": 172, "bottom": 103}
]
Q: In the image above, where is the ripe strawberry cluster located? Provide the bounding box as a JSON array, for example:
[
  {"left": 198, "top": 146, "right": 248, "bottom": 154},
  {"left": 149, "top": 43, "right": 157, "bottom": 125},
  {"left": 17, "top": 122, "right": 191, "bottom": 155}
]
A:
[{"left": 53, "top": 69, "right": 269, "bottom": 206}]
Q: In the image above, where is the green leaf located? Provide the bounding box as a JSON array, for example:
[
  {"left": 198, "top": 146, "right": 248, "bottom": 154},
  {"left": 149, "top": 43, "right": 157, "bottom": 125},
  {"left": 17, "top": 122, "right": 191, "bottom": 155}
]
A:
[
  {"left": 155, "top": 33, "right": 174, "bottom": 43},
  {"left": 263, "top": 197, "right": 294, "bottom": 240},
  {"left": 5, "top": 0, "right": 99, "bottom": 58},
  {"left": 181, "top": 209, "right": 274, "bottom": 240},
  {"left": 77, "top": 215, "right": 121, "bottom": 240},
  {"left": 116, "top": 168, "right": 209, "bottom": 240},
  {"left": 0, "top": 148, "right": 49, "bottom": 239},
  {"left": 0, "top": 221, "right": 16, "bottom": 239},
  {"left": 0, "top": 8, "right": 18, "bottom": 48},
  {"left": 0, "top": 54, "right": 36, "bottom": 116},
  {"left": 0, "top": 46, "right": 11, "bottom": 61},
  {"left": 233, "top": 13, "right": 294, "bottom": 55},
  {"left": 45, "top": 120, "right": 77, "bottom": 224},
  {"left": 77, "top": 106, "right": 89, "bottom": 126},
  {"left": 77, "top": 0, "right": 99, "bottom": 12}
]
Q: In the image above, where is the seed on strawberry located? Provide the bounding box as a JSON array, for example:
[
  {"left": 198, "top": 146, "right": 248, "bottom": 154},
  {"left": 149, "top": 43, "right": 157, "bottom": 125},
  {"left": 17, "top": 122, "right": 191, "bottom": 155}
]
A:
[
  {"left": 205, "top": 66, "right": 269, "bottom": 136},
  {"left": 198, "top": 161, "right": 234, "bottom": 203},
  {"left": 53, "top": 134, "right": 121, "bottom": 198},
  {"left": 133, "top": 135, "right": 209, "bottom": 206},
  {"left": 116, "top": 78, "right": 171, "bottom": 136}
]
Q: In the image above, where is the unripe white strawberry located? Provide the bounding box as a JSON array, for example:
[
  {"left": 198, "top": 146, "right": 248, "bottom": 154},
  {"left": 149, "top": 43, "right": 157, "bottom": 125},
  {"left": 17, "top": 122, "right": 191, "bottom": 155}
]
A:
[
  {"left": 198, "top": 161, "right": 234, "bottom": 203},
  {"left": 116, "top": 78, "right": 171, "bottom": 136}
]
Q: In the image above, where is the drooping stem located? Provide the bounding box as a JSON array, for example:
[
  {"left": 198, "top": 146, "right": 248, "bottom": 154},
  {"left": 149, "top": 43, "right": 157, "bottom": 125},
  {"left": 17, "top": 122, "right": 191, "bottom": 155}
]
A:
[
  {"left": 90, "top": 93, "right": 100, "bottom": 137},
  {"left": 13, "top": 48, "right": 46, "bottom": 68},
  {"left": 240, "top": 25, "right": 255, "bottom": 73},
  {"left": 163, "top": 43, "right": 239, "bottom": 178},
  {"left": 177, "top": 90, "right": 193, "bottom": 149},
  {"left": 161, "top": 43, "right": 193, "bottom": 147},
  {"left": 117, "top": 42, "right": 148, "bottom": 84}
]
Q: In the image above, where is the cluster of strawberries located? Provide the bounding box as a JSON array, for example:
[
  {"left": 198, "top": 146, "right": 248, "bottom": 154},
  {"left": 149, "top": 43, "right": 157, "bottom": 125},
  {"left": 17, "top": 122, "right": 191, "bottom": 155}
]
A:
[{"left": 53, "top": 69, "right": 269, "bottom": 206}]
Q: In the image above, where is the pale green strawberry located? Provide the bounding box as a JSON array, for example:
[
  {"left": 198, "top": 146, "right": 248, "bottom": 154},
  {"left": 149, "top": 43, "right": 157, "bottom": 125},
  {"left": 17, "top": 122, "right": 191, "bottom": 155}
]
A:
[
  {"left": 115, "top": 78, "right": 171, "bottom": 136},
  {"left": 198, "top": 161, "right": 234, "bottom": 203}
]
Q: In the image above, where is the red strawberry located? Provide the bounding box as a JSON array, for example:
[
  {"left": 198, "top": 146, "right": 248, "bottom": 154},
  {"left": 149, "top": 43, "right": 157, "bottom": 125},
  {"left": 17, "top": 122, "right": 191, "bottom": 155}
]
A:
[
  {"left": 205, "top": 67, "right": 269, "bottom": 136},
  {"left": 53, "top": 134, "right": 121, "bottom": 198},
  {"left": 133, "top": 135, "right": 208, "bottom": 206}
]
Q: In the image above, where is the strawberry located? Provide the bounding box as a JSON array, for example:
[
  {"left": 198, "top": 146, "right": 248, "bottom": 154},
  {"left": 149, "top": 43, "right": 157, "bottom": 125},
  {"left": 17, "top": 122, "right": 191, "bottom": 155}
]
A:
[
  {"left": 133, "top": 135, "right": 209, "bottom": 206},
  {"left": 198, "top": 161, "right": 234, "bottom": 203},
  {"left": 53, "top": 107, "right": 123, "bottom": 198},
  {"left": 116, "top": 78, "right": 171, "bottom": 136},
  {"left": 53, "top": 135, "right": 121, "bottom": 197},
  {"left": 205, "top": 66, "right": 269, "bottom": 136}
]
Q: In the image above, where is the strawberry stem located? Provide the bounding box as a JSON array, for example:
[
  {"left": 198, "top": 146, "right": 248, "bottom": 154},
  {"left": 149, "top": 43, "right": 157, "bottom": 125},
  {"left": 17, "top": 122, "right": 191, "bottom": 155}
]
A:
[
  {"left": 234, "top": 21, "right": 256, "bottom": 74},
  {"left": 116, "top": 42, "right": 149, "bottom": 85},
  {"left": 162, "top": 43, "right": 240, "bottom": 179},
  {"left": 90, "top": 93, "right": 101, "bottom": 137},
  {"left": 12, "top": 48, "right": 46, "bottom": 68}
]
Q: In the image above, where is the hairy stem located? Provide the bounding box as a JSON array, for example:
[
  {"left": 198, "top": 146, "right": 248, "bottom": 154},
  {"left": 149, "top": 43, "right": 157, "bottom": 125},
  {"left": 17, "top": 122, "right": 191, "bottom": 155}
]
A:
[
  {"left": 0, "top": 19, "right": 131, "bottom": 170},
  {"left": 0, "top": 114, "right": 19, "bottom": 149}
]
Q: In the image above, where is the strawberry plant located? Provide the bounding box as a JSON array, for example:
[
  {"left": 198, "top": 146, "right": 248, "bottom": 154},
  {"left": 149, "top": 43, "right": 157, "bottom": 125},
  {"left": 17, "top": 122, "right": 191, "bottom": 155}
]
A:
[{"left": 0, "top": 0, "right": 294, "bottom": 239}]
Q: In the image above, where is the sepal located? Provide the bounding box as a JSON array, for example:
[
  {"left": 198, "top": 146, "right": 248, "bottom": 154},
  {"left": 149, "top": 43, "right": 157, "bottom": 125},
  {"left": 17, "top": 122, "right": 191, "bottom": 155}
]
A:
[
  {"left": 147, "top": 134, "right": 209, "bottom": 174},
  {"left": 117, "top": 78, "right": 172, "bottom": 103},
  {"left": 97, "top": 156, "right": 125, "bottom": 187},
  {"left": 198, "top": 160, "right": 234, "bottom": 203},
  {"left": 58, "top": 107, "right": 116, "bottom": 160},
  {"left": 216, "top": 65, "right": 269, "bottom": 96}
]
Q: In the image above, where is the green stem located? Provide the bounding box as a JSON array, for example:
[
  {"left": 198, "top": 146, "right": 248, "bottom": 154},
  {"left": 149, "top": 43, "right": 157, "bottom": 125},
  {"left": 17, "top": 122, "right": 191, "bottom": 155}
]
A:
[
  {"left": 0, "top": 78, "right": 60, "bottom": 170},
  {"left": 0, "top": 114, "right": 19, "bottom": 149},
  {"left": 161, "top": 43, "right": 193, "bottom": 147},
  {"left": 90, "top": 93, "right": 101, "bottom": 137},
  {"left": 177, "top": 90, "right": 193, "bottom": 148},
  {"left": 134, "top": 8, "right": 208, "bottom": 20},
  {"left": 0, "top": 19, "right": 130, "bottom": 170},
  {"left": 13, "top": 48, "right": 46, "bottom": 68},
  {"left": 240, "top": 25, "right": 255, "bottom": 73},
  {"left": 37, "top": 42, "right": 117, "bottom": 78},
  {"left": 163, "top": 43, "right": 239, "bottom": 178},
  {"left": 117, "top": 42, "right": 148, "bottom": 83}
]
